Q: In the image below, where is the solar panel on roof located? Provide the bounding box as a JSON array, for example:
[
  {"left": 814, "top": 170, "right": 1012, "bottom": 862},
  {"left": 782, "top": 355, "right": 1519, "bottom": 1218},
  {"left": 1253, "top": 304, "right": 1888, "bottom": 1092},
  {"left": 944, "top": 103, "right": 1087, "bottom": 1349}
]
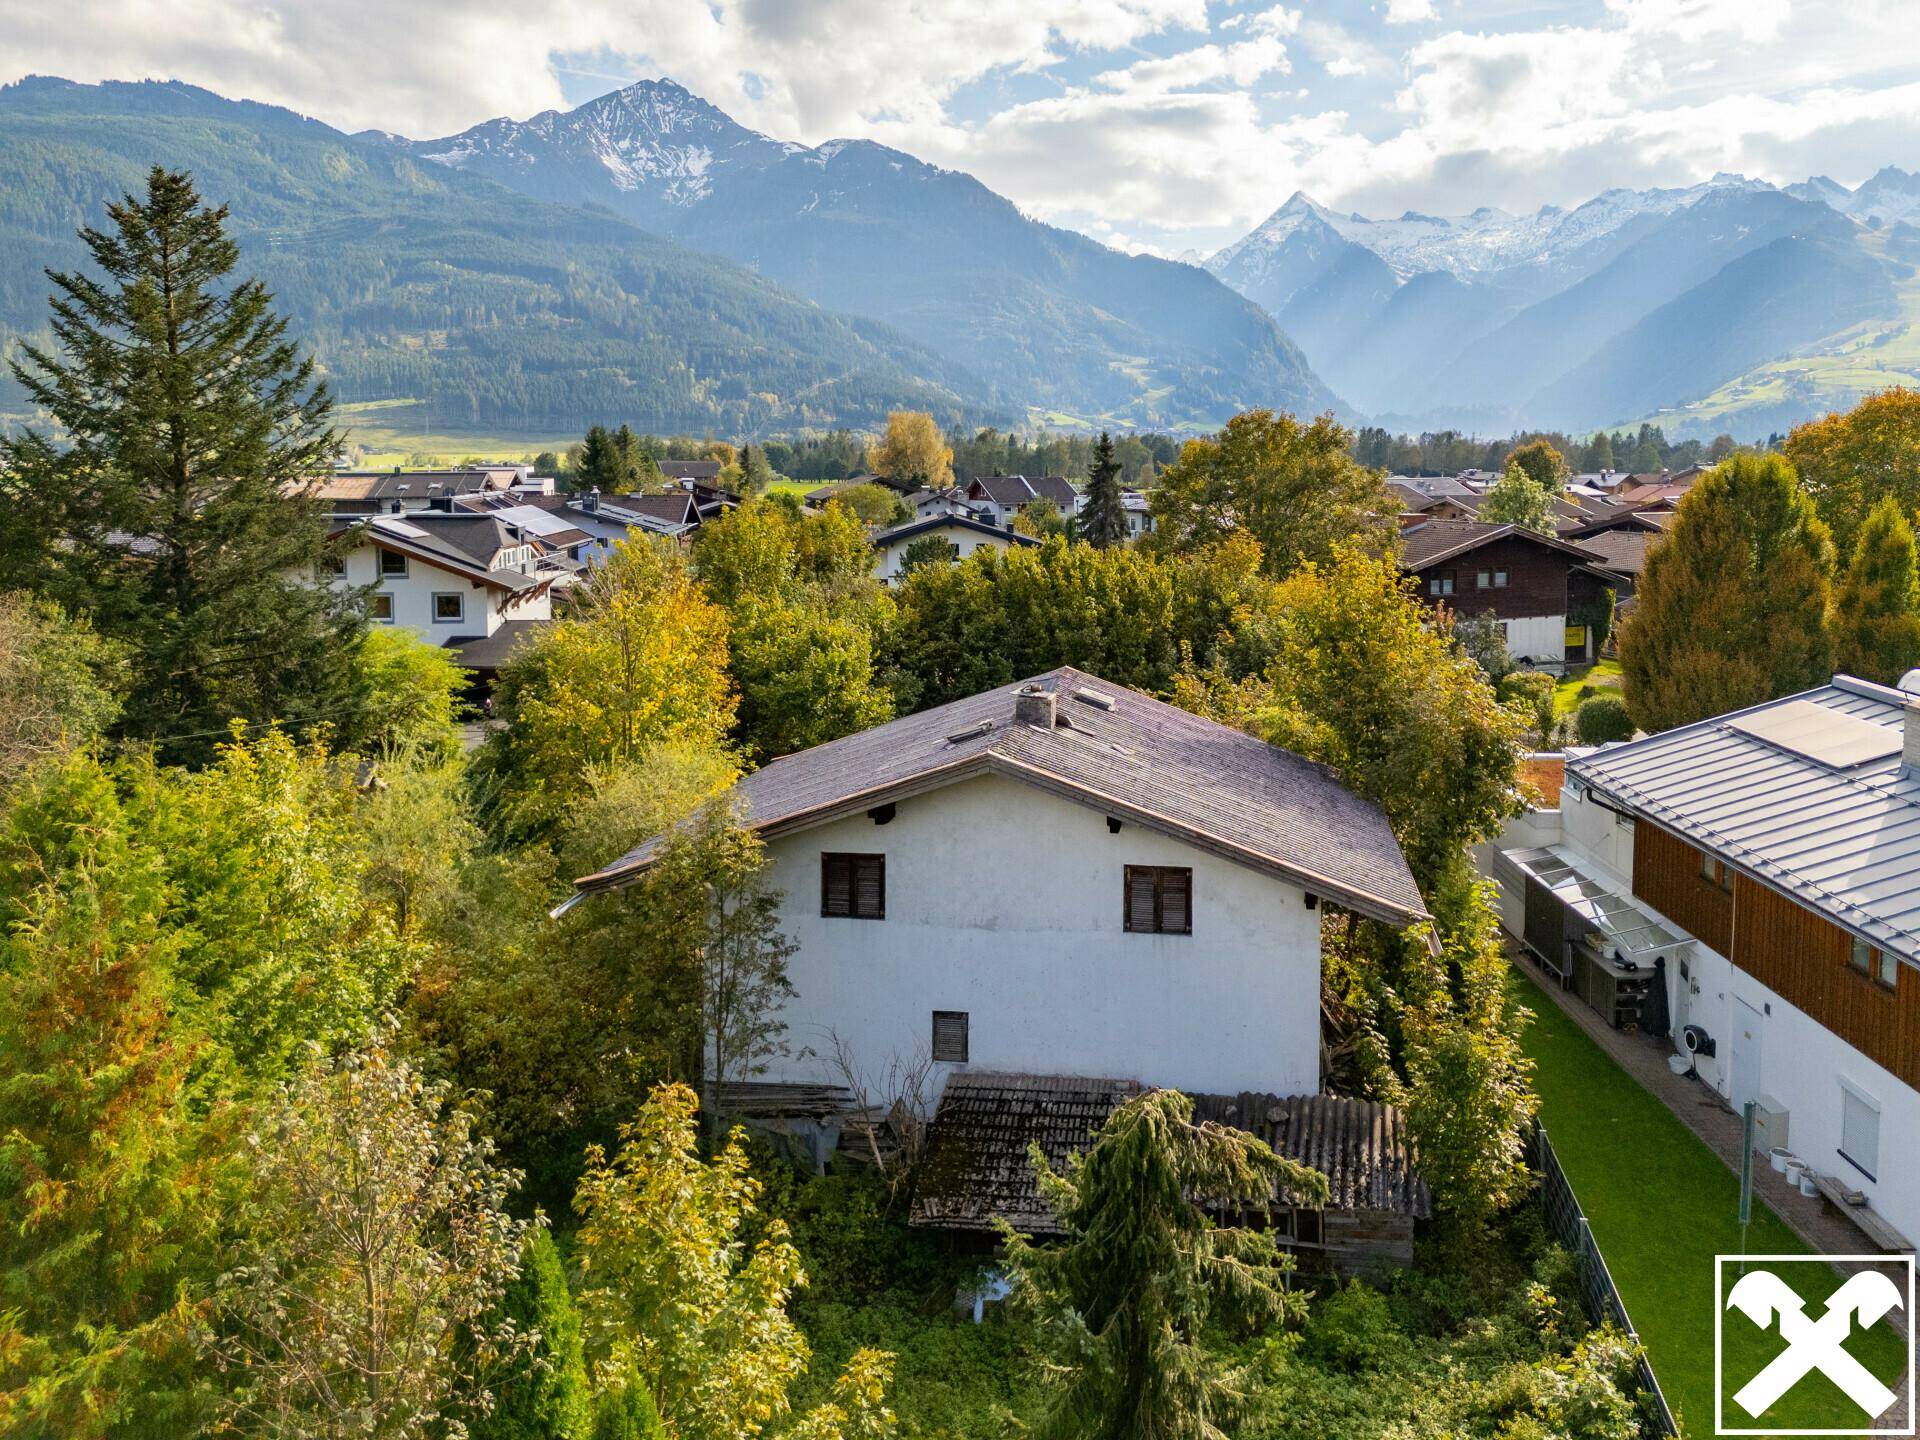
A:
[
  {"left": 1726, "top": 699, "right": 1901, "bottom": 769},
  {"left": 375, "top": 518, "right": 429, "bottom": 539}
]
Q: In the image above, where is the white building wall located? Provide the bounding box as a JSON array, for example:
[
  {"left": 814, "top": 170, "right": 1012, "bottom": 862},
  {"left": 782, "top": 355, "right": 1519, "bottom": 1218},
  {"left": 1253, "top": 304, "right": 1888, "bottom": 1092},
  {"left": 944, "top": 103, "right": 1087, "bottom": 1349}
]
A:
[
  {"left": 755, "top": 772, "right": 1324, "bottom": 1099},
  {"left": 873, "top": 527, "right": 1028, "bottom": 582},
  {"left": 327, "top": 546, "right": 550, "bottom": 645},
  {"left": 1493, "top": 784, "right": 1920, "bottom": 1247},
  {"left": 1503, "top": 613, "right": 1569, "bottom": 669}
]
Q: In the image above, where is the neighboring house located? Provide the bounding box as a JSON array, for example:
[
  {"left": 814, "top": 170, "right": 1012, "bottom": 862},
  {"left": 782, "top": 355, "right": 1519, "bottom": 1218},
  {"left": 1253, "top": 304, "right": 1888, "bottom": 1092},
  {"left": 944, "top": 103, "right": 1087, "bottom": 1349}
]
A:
[
  {"left": 569, "top": 669, "right": 1432, "bottom": 1265},
  {"left": 1560, "top": 502, "right": 1673, "bottom": 542},
  {"left": 1121, "top": 490, "right": 1156, "bottom": 540},
  {"left": 871, "top": 514, "right": 1041, "bottom": 582},
  {"left": 312, "top": 468, "right": 516, "bottom": 515},
  {"left": 1482, "top": 676, "right": 1920, "bottom": 1251},
  {"left": 322, "top": 511, "right": 553, "bottom": 664},
  {"left": 1574, "top": 530, "right": 1657, "bottom": 605},
  {"left": 964, "top": 474, "right": 1082, "bottom": 528},
  {"left": 1399, "top": 519, "right": 1614, "bottom": 672},
  {"left": 461, "top": 487, "right": 696, "bottom": 562}
]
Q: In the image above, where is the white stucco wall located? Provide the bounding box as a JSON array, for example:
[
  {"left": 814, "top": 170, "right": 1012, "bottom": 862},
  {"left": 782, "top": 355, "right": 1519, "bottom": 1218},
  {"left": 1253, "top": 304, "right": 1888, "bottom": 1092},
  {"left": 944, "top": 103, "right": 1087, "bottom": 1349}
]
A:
[
  {"left": 753, "top": 771, "right": 1325, "bottom": 1099},
  {"left": 324, "top": 545, "right": 551, "bottom": 644},
  {"left": 1503, "top": 613, "right": 1569, "bottom": 669},
  {"left": 1491, "top": 785, "right": 1920, "bottom": 1246},
  {"left": 873, "top": 526, "right": 1030, "bottom": 582}
]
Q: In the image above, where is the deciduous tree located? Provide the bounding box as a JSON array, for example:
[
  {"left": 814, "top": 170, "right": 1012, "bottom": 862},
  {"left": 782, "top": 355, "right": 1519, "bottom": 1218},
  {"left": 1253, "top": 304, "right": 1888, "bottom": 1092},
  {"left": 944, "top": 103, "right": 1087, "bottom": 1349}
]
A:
[
  {"left": 1147, "top": 410, "right": 1396, "bottom": 577},
  {"left": 209, "top": 1035, "right": 530, "bottom": 1440},
  {"left": 867, "top": 412, "right": 952, "bottom": 490},
  {"left": 1476, "top": 462, "right": 1557, "bottom": 534},
  {"left": 1829, "top": 494, "right": 1920, "bottom": 686},
  {"left": 573, "top": 1083, "right": 896, "bottom": 1440},
  {"left": 1784, "top": 387, "right": 1920, "bottom": 555},
  {"left": 1505, "top": 439, "right": 1569, "bottom": 493},
  {"left": 0, "top": 594, "right": 128, "bottom": 791},
  {"left": 481, "top": 538, "right": 735, "bottom": 835},
  {"left": 1001, "top": 1088, "right": 1325, "bottom": 1440},
  {"left": 0, "top": 167, "right": 361, "bottom": 758},
  {"left": 1619, "top": 453, "right": 1833, "bottom": 732}
]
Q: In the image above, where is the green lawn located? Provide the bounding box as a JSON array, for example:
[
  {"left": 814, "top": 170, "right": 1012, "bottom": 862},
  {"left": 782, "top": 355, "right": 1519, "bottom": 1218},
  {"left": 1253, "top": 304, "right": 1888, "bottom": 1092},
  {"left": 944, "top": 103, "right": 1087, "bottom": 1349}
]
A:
[
  {"left": 1554, "top": 660, "right": 1625, "bottom": 719},
  {"left": 1515, "top": 966, "right": 1907, "bottom": 1437}
]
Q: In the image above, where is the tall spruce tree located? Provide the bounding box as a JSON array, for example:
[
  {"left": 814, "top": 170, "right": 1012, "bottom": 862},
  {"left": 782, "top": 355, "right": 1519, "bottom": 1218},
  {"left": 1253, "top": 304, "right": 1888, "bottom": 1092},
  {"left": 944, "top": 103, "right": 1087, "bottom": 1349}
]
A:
[
  {"left": 1830, "top": 495, "right": 1920, "bottom": 686},
  {"left": 1081, "top": 431, "right": 1128, "bottom": 548},
  {"left": 1619, "top": 453, "right": 1834, "bottom": 732},
  {"left": 578, "top": 427, "right": 624, "bottom": 493},
  {"left": 1, "top": 167, "right": 358, "bottom": 758},
  {"left": 1001, "top": 1089, "right": 1327, "bottom": 1440}
]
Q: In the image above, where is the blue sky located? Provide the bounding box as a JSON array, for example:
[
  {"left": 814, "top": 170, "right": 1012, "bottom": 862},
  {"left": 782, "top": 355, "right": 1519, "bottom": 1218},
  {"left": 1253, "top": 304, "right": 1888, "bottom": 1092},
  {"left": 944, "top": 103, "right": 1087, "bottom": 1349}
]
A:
[{"left": 9, "top": 0, "right": 1920, "bottom": 254}]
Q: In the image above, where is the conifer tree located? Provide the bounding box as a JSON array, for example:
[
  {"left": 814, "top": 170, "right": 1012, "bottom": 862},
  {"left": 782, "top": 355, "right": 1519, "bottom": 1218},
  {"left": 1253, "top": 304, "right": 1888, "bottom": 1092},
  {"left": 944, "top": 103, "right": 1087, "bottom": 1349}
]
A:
[
  {"left": 578, "top": 427, "right": 625, "bottom": 494},
  {"left": 473, "top": 1230, "right": 592, "bottom": 1440},
  {"left": 1080, "top": 431, "right": 1128, "bottom": 548},
  {"left": 1829, "top": 495, "right": 1920, "bottom": 686},
  {"left": 1619, "top": 453, "right": 1834, "bottom": 732},
  {"left": 1001, "top": 1089, "right": 1327, "bottom": 1440},
  {"left": 2, "top": 168, "right": 360, "bottom": 758}
]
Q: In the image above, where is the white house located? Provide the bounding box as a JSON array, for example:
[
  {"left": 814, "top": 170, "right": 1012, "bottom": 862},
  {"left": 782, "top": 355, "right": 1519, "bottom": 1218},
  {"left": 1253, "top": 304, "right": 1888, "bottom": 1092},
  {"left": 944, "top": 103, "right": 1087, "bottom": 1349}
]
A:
[
  {"left": 870, "top": 514, "right": 1042, "bottom": 582},
  {"left": 1481, "top": 676, "right": 1920, "bottom": 1251},
  {"left": 1121, "top": 490, "right": 1156, "bottom": 540},
  {"left": 573, "top": 668, "right": 1426, "bottom": 1099},
  {"left": 313, "top": 467, "right": 522, "bottom": 514},
  {"left": 323, "top": 512, "right": 554, "bottom": 668},
  {"left": 571, "top": 669, "right": 1433, "bottom": 1261}
]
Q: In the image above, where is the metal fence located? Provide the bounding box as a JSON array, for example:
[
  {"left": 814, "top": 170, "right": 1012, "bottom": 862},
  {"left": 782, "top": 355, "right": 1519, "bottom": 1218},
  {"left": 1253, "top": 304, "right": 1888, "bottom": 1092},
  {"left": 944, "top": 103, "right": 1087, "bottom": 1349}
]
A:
[{"left": 1530, "top": 1124, "right": 1680, "bottom": 1437}]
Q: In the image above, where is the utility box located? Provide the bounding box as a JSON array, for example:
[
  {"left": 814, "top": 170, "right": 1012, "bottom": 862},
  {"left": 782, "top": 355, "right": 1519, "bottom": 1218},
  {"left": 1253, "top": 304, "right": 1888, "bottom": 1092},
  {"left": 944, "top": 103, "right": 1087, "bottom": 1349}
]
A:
[{"left": 1752, "top": 1095, "right": 1790, "bottom": 1156}]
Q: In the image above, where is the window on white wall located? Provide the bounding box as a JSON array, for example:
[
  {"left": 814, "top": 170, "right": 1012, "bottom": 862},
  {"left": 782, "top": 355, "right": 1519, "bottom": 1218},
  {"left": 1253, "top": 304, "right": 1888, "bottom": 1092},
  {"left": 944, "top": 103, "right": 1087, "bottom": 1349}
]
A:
[
  {"left": 432, "top": 593, "right": 464, "bottom": 623},
  {"left": 369, "top": 593, "right": 394, "bottom": 622},
  {"left": 1840, "top": 1081, "right": 1881, "bottom": 1180},
  {"left": 931, "top": 1010, "right": 968, "bottom": 1063}
]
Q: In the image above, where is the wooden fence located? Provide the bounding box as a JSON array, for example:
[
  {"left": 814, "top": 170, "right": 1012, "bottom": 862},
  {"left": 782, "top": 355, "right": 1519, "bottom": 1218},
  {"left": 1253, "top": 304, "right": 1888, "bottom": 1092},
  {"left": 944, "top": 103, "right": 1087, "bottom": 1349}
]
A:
[{"left": 1530, "top": 1124, "right": 1680, "bottom": 1437}]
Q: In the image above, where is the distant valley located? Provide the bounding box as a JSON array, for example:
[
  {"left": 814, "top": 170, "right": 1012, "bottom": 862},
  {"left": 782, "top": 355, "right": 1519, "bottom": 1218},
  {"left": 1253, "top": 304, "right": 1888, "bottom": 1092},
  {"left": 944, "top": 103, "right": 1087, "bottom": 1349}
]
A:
[{"left": 1206, "top": 171, "right": 1920, "bottom": 440}]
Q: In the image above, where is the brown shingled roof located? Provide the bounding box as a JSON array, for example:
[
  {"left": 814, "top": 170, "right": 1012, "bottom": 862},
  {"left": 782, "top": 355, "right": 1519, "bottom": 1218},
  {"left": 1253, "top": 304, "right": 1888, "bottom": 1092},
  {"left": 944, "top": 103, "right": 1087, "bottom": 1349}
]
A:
[
  {"left": 574, "top": 667, "right": 1427, "bottom": 925},
  {"left": 909, "top": 1072, "right": 1430, "bottom": 1233}
]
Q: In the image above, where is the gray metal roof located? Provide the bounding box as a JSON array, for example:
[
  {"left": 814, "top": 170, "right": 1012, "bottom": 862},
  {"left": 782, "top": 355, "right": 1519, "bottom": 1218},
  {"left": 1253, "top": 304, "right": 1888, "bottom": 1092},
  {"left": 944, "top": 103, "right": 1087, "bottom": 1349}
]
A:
[
  {"left": 1569, "top": 676, "right": 1920, "bottom": 963},
  {"left": 575, "top": 666, "right": 1427, "bottom": 924}
]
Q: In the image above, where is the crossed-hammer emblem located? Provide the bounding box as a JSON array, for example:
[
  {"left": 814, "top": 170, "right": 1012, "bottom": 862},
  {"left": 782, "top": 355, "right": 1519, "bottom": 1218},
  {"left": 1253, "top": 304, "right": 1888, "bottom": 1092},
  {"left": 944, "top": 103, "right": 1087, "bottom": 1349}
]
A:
[{"left": 1727, "top": 1269, "right": 1906, "bottom": 1419}]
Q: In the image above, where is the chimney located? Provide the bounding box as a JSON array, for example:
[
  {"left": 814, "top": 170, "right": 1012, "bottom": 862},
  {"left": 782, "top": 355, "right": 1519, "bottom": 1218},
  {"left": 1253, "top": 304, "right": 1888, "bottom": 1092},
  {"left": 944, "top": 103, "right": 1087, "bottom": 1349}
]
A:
[
  {"left": 1906, "top": 702, "right": 1920, "bottom": 776},
  {"left": 1013, "top": 683, "right": 1056, "bottom": 728},
  {"left": 585, "top": 486, "right": 601, "bottom": 514}
]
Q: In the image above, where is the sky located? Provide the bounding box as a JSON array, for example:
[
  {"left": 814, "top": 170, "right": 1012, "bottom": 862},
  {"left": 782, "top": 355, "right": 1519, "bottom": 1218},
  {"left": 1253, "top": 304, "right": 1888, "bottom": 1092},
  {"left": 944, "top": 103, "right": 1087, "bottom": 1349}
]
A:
[{"left": 6, "top": 0, "right": 1920, "bottom": 255}]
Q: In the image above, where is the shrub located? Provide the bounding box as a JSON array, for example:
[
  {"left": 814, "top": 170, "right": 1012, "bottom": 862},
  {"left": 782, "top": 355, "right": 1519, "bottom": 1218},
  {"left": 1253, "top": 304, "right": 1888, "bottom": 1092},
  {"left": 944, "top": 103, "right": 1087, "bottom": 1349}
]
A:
[
  {"left": 1304, "top": 1280, "right": 1400, "bottom": 1373},
  {"left": 1499, "top": 669, "right": 1555, "bottom": 741},
  {"left": 588, "top": 1383, "right": 666, "bottom": 1440},
  {"left": 1575, "top": 695, "right": 1634, "bottom": 744}
]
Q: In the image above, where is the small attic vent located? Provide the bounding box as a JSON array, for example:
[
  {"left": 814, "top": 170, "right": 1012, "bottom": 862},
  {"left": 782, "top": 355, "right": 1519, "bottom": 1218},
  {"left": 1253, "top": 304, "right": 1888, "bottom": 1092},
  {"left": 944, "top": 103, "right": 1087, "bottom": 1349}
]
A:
[
  {"left": 946, "top": 720, "right": 993, "bottom": 744},
  {"left": 1073, "top": 687, "right": 1116, "bottom": 711}
]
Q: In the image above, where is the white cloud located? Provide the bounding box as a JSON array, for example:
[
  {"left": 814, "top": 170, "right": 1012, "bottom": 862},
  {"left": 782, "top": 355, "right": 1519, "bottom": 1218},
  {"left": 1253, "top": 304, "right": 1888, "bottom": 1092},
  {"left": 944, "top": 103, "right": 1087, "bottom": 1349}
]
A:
[
  {"left": 3, "top": 0, "right": 1919, "bottom": 258},
  {"left": 1094, "top": 36, "right": 1289, "bottom": 92}
]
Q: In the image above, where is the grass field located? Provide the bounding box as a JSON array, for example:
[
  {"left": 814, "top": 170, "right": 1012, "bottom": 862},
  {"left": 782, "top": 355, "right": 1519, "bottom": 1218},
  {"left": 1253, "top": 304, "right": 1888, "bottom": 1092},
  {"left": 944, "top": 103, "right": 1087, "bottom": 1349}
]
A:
[
  {"left": 333, "top": 400, "right": 576, "bottom": 468},
  {"left": 1555, "top": 659, "right": 1626, "bottom": 719},
  {"left": 1515, "top": 966, "right": 1908, "bottom": 1436}
]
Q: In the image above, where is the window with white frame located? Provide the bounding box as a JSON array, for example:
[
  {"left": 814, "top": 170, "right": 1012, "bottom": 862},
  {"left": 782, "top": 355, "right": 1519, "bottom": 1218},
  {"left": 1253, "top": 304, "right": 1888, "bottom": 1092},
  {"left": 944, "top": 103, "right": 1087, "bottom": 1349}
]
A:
[
  {"left": 431, "top": 592, "right": 464, "bottom": 624},
  {"left": 379, "top": 549, "right": 408, "bottom": 578},
  {"left": 369, "top": 593, "right": 394, "bottom": 622},
  {"left": 1840, "top": 1081, "right": 1881, "bottom": 1180}
]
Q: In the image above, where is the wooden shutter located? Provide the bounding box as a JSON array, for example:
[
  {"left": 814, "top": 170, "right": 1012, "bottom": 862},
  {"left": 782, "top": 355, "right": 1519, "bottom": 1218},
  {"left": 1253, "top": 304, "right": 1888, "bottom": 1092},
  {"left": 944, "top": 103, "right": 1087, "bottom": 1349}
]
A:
[
  {"left": 1160, "top": 867, "right": 1191, "bottom": 934},
  {"left": 1123, "top": 865, "right": 1193, "bottom": 935},
  {"left": 822, "top": 853, "right": 884, "bottom": 919},
  {"left": 931, "top": 1010, "right": 969, "bottom": 1063},
  {"left": 1125, "top": 866, "right": 1158, "bottom": 932}
]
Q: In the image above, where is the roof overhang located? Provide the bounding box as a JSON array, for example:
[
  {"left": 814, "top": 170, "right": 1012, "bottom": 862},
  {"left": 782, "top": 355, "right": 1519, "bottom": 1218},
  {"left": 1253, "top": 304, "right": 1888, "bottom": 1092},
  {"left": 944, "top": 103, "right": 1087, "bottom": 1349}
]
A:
[{"left": 568, "top": 751, "right": 1429, "bottom": 927}]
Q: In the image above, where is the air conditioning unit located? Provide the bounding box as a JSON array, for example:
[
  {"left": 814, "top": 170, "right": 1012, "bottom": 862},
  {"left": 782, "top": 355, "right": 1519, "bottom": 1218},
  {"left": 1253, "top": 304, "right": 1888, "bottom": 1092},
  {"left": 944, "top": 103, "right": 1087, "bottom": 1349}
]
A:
[{"left": 1752, "top": 1095, "right": 1790, "bottom": 1155}]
